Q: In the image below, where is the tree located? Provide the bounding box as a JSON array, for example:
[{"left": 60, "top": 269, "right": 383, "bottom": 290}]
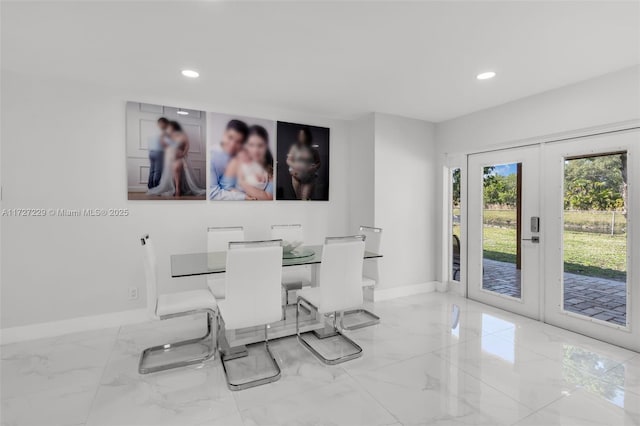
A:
[
  {"left": 564, "top": 154, "right": 625, "bottom": 211},
  {"left": 483, "top": 166, "right": 517, "bottom": 207},
  {"left": 452, "top": 168, "right": 461, "bottom": 207},
  {"left": 621, "top": 153, "right": 628, "bottom": 218}
]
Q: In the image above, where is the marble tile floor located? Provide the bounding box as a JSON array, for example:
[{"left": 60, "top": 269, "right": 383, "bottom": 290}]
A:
[{"left": 2, "top": 292, "right": 639, "bottom": 426}]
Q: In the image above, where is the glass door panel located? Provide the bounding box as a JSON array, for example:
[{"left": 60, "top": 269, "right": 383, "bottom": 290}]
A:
[
  {"left": 451, "top": 168, "right": 461, "bottom": 282},
  {"left": 482, "top": 163, "right": 522, "bottom": 299},
  {"left": 562, "top": 153, "right": 627, "bottom": 326},
  {"left": 468, "top": 146, "right": 540, "bottom": 319},
  {"left": 544, "top": 130, "right": 638, "bottom": 351}
]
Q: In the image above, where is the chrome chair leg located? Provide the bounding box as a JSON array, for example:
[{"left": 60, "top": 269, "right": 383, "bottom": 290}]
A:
[
  {"left": 216, "top": 314, "right": 248, "bottom": 361},
  {"left": 281, "top": 282, "right": 304, "bottom": 320},
  {"left": 138, "top": 309, "right": 217, "bottom": 374},
  {"left": 220, "top": 325, "right": 282, "bottom": 391},
  {"left": 282, "top": 287, "right": 287, "bottom": 320},
  {"left": 313, "top": 312, "right": 340, "bottom": 339},
  {"left": 340, "top": 308, "right": 380, "bottom": 331},
  {"left": 296, "top": 297, "right": 362, "bottom": 365}
]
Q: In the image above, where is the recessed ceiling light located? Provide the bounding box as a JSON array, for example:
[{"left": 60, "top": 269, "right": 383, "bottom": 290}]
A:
[
  {"left": 181, "top": 69, "right": 199, "bottom": 78},
  {"left": 476, "top": 71, "right": 496, "bottom": 80},
  {"left": 177, "top": 109, "right": 189, "bottom": 116}
]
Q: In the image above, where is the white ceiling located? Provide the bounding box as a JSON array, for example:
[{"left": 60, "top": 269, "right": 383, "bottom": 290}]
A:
[{"left": 2, "top": 1, "right": 638, "bottom": 122}]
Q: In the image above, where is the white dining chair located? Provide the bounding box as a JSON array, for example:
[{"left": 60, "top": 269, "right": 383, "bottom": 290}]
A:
[
  {"left": 217, "top": 239, "right": 284, "bottom": 390},
  {"left": 139, "top": 234, "right": 218, "bottom": 374},
  {"left": 207, "top": 226, "right": 245, "bottom": 299},
  {"left": 341, "top": 226, "right": 383, "bottom": 330},
  {"left": 270, "top": 224, "right": 311, "bottom": 319},
  {"left": 296, "top": 235, "right": 365, "bottom": 365}
]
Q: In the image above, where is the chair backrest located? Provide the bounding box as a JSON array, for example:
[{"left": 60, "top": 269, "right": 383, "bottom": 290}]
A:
[
  {"left": 318, "top": 235, "right": 366, "bottom": 312},
  {"left": 208, "top": 227, "right": 244, "bottom": 268},
  {"left": 359, "top": 226, "right": 382, "bottom": 254},
  {"left": 360, "top": 226, "right": 382, "bottom": 281},
  {"left": 208, "top": 226, "right": 245, "bottom": 252},
  {"left": 223, "top": 239, "right": 283, "bottom": 330},
  {"left": 270, "top": 224, "right": 304, "bottom": 244},
  {"left": 140, "top": 234, "right": 158, "bottom": 319}
]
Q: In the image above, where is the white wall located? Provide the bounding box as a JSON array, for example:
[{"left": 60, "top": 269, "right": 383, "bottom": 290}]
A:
[
  {"left": 0, "top": 71, "right": 350, "bottom": 329},
  {"left": 347, "top": 113, "right": 375, "bottom": 232},
  {"left": 434, "top": 65, "right": 640, "bottom": 282},
  {"left": 436, "top": 66, "right": 640, "bottom": 153},
  {"left": 9, "top": 65, "right": 631, "bottom": 329},
  {"left": 373, "top": 113, "right": 437, "bottom": 289}
]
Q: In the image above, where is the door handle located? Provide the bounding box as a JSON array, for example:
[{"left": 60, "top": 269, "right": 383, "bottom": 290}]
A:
[{"left": 522, "top": 236, "right": 540, "bottom": 243}]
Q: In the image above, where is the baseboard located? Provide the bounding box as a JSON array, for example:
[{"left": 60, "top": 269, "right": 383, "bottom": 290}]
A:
[
  {"left": 447, "top": 280, "right": 466, "bottom": 297},
  {"left": 1, "top": 282, "right": 440, "bottom": 344},
  {"left": 371, "top": 281, "right": 438, "bottom": 302},
  {"left": 0, "top": 308, "right": 149, "bottom": 345}
]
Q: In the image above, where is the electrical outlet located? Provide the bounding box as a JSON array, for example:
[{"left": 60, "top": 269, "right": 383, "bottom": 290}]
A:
[{"left": 128, "top": 287, "right": 139, "bottom": 300}]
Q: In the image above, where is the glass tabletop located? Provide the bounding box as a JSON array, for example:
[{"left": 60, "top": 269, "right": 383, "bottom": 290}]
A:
[
  {"left": 283, "top": 247, "right": 316, "bottom": 259},
  {"left": 170, "top": 245, "right": 382, "bottom": 278}
]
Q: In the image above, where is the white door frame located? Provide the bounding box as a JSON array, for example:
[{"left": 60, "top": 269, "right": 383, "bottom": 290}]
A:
[
  {"left": 442, "top": 154, "right": 467, "bottom": 295},
  {"left": 467, "top": 145, "right": 542, "bottom": 320},
  {"left": 542, "top": 129, "right": 639, "bottom": 351},
  {"left": 442, "top": 121, "right": 640, "bottom": 350}
]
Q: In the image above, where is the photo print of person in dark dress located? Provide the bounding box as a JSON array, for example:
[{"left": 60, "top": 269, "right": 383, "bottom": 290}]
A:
[{"left": 276, "top": 121, "right": 330, "bottom": 201}]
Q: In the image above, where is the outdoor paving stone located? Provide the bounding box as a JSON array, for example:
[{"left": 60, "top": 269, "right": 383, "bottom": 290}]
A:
[
  {"left": 593, "top": 313, "right": 615, "bottom": 321},
  {"left": 480, "top": 259, "right": 627, "bottom": 325},
  {"left": 581, "top": 308, "right": 604, "bottom": 316},
  {"left": 574, "top": 302, "right": 596, "bottom": 309}
]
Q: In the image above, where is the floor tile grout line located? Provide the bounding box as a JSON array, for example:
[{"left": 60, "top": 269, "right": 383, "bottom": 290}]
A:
[
  {"left": 344, "top": 334, "right": 539, "bottom": 425},
  {"left": 601, "top": 351, "right": 640, "bottom": 376},
  {"left": 486, "top": 327, "right": 634, "bottom": 381},
  {"left": 343, "top": 366, "right": 403, "bottom": 425},
  {"left": 81, "top": 325, "right": 123, "bottom": 425},
  {"left": 342, "top": 305, "right": 531, "bottom": 376},
  {"left": 341, "top": 338, "right": 464, "bottom": 375},
  {"left": 429, "top": 344, "right": 566, "bottom": 413},
  {"left": 232, "top": 337, "right": 354, "bottom": 418},
  {"left": 426, "top": 343, "right": 544, "bottom": 414},
  {"left": 234, "top": 370, "right": 366, "bottom": 421},
  {"left": 507, "top": 389, "right": 573, "bottom": 426}
]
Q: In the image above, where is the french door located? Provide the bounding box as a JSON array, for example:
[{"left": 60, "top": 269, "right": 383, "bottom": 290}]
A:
[
  {"left": 468, "top": 145, "right": 541, "bottom": 320},
  {"left": 543, "top": 130, "right": 639, "bottom": 351},
  {"left": 466, "top": 129, "right": 639, "bottom": 351}
]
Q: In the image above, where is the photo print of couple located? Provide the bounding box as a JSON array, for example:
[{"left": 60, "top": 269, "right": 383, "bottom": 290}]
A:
[{"left": 207, "top": 113, "right": 276, "bottom": 201}]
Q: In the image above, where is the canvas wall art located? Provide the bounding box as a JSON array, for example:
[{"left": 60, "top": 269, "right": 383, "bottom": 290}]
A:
[
  {"left": 207, "top": 113, "right": 276, "bottom": 201},
  {"left": 126, "top": 102, "right": 207, "bottom": 200},
  {"left": 276, "top": 121, "right": 330, "bottom": 201}
]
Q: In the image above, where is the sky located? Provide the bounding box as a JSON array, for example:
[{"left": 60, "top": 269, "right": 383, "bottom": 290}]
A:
[{"left": 491, "top": 163, "right": 518, "bottom": 176}]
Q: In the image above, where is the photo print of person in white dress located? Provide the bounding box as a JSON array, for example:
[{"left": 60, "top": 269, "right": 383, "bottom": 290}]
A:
[
  {"left": 146, "top": 119, "right": 206, "bottom": 198},
  {"left": 126, "top": 102, "right": 206, "bottom": 200}
]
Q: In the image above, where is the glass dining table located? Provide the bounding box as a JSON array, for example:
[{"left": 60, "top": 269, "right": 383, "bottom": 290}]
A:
[
  {"left": 169, "top": 245, "right": 382, "bottom": 347},
  {"left": 170, "top": 244, "right": 382, "bottom": 278}
]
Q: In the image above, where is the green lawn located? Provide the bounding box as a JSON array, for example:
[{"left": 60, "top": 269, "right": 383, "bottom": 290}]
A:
[
  {"left": 451, "top": 208, "right": 627, "bottom": 281},
  {"left": 482, "top": 226, "right": 626, "bottom": 281}
]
